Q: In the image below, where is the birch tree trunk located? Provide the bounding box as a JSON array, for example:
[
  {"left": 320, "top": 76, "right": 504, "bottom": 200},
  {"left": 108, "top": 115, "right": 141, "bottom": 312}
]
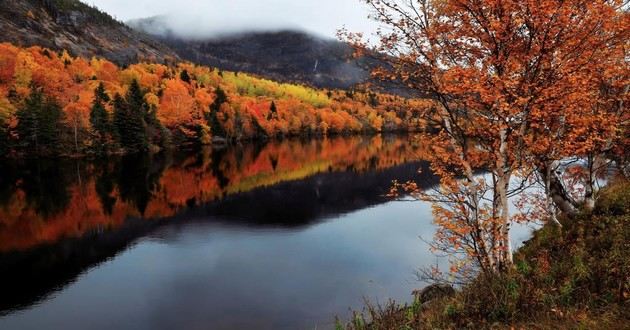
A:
[
  {"left": 495, "top": 128, "right": 513, "bottom": 269},
  {"left": 539, "top": 160, "right": 578, "bottom": 218}
]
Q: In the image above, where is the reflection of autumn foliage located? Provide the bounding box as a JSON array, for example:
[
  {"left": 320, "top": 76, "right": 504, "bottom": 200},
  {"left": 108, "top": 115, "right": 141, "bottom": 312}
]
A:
[
  {"left": 0, "top": 43, "right": 431, "bottom": 154},
  {"left": 0, "top": 136, "right": 429, "bottom": 252}
]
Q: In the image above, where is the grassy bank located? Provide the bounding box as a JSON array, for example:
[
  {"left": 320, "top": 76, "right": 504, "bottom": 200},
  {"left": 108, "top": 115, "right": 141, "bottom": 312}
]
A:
[{"left": 340, "top": 179, "right": 630, "bottom": 329}]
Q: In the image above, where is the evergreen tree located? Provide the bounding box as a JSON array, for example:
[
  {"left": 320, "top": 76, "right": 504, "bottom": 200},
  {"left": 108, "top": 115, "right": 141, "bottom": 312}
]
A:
[
  {"left": 145, "top": 103, "right": 169, "bottom": 149},
  {"left": 208, "top": 87, "right": 227, "bottom": 137},
  {"left": 15, "top": 85, "right": 64, "bottom": 156},
  {"left": 113, "top": 93, "right": 127, "bottom": 145},
  {"left": 126, "top": 79, "right": 146, "bottom": 117},
  {"left": 113, "top": 80, "right": 148, "bottom": 153},
  {"left": 251, "top": 115, "right": 267, "bottom": 139},
  {"left": 267, "top": 101, "right": 277, "bottom": 121},
  {"left": 368, "top": 92, "right": 379, "bottom": 107},
  {"left": 90, "top": 82, "right": 111, "bottom": 154},
  {"left": 179, "top": 69, "right": 191, "bottom": 83}
]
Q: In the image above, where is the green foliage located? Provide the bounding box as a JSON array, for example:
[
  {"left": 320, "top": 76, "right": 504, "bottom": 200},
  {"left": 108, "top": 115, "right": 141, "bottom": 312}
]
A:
[
  {"left": 448, "top": 182, "right": 630, "bottom": 325},
  {"left": 515, "top": 260, "right": 531, "bottom": 276},
  {"left": 594, "top": 179, "right": 630, "bottom": 216},
  {"left": 208, "top": 87, "right": 227, "bottom": 137},
  {"left": 15, "top": 85, "right": 64, "bottom": 156},
  {"left": 113, "top": 80, "right": 149, "bottom": 153},
  {"left": 90, "top": 83, "right": 112, "bottom": 155}
]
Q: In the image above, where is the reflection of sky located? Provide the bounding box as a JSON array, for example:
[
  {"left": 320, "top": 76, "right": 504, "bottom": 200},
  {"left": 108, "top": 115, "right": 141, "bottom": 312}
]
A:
[{"left": 0, "top": 200, "right": 438, "bottom": 330}]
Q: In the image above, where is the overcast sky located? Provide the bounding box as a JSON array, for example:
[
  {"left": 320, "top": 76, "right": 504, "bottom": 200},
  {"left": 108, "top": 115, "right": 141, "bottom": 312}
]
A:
[{"left": 80, "top": 0, "right": 378, "bottom": 39}]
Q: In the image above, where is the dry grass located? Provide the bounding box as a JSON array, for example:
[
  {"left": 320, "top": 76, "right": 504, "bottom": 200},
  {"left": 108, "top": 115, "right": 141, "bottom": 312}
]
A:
[{"left": 339, "top": 179, "right": 630, "bottom": 330}]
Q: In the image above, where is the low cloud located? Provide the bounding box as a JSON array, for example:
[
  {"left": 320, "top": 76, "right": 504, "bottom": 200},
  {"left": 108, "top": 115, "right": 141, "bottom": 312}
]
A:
[{"left": 82, "top": 0, "right": 376, "bottom": 39}]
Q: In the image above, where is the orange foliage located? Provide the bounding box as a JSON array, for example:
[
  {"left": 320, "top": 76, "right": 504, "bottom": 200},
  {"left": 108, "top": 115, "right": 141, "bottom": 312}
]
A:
[
  {"left": 355, "top": 0, "right": 629, "bottom": 274},
  {"left": 0, "top": 42, "right": 427, "bottom": 153},
  {"left": 0, "top": 136, "right": 430, "bottom": 252},
  {"left": 159, "top": 79, "right": 195, "bottom": 128}
]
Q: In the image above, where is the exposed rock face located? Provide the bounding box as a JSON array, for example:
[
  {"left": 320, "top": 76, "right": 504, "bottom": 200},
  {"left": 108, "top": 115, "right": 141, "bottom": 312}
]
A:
[
  {"left": 0, "top": 0, "right": 178, "bottom": 65},
  {"left": 128, "top": 16, "right": 416, "bottom": 95},
  {"left": 127, "top": 20, "right": 370, "bottom": 89}
]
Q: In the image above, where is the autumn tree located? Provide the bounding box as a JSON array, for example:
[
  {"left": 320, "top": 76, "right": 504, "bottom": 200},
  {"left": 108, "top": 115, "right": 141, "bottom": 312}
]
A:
[
  {"left": 15, "top": 85, "right": 64, "bottom": 156},
  {"left": 0, "top": 43, "right": 414, "bottom": 154},
  {"left": 64, "top": 89, "right": 92, "bottom": 154},
  {"left": 158, "top": 80, "right": 193, "bottom": 125},
  {"left": 354, "top": 0, "right": 630, "bottom": 274}
]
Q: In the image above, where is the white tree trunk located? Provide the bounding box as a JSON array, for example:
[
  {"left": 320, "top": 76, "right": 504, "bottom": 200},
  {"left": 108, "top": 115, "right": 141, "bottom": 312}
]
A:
[{"left": 540, "top": 160, "right": 578, "bottom": 218}]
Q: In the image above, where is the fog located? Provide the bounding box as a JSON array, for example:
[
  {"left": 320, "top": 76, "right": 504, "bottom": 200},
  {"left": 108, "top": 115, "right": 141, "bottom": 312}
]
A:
[{"left": 81, "top": 0, "right": 378, "bottom": 39}]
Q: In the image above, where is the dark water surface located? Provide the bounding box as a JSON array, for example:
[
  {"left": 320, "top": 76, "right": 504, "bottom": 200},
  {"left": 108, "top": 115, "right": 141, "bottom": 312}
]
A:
[{"left": 0, "top": 135, "right": 491, "bottom": 329}]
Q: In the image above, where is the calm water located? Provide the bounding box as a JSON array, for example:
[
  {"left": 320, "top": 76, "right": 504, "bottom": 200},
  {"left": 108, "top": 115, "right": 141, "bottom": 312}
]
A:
[{"left": 0, "top": 135, "right": 533, "bottom": 329}]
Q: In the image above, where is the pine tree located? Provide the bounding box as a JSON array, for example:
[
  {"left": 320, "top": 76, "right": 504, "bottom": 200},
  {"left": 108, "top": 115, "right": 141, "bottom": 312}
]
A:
[
  {"left": 36, "top": 94, "right": 64, "bottom": 155},
  {"left": 179, "top": 69, "right": 191, "bottom": 83},
  {"left": 113, "top": 93, "right": 128, "bottom": 146},
  {"left": 368, "top": 92, "right": 379, "bottom": 107},
  {"left": 15, "top": 85, "right": 63, "bottom": 156},
  {"left": 251, "top": 115, "right": 267, "bottom": 139},
  {"left": 90, "top": 82, "right": 111, "bottom": 154},
  {"left": 113, "top": 80, "right": 149, "bottom": 153},
  {"left": 267, "top": 101, "right": 277, "bottom": 121},
  {"left": 208, "top": 87, "right": 227, "bottom": 138}
]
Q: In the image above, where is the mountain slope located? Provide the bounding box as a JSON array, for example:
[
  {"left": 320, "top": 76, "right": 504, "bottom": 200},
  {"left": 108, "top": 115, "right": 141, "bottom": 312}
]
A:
[
  {"left": 0, "top": 0, "right": 178, "bottom": 65},
  {"left": 128, "top": 16, "right": 406, "bottom": 93}
]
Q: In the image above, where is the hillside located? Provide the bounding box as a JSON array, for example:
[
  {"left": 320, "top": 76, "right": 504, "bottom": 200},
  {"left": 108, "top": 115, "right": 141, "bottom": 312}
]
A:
[
  {"left": 128, "top": 17, "right": 409, "bottom": 94},
  {"left": 0, "top": 0, "right": 178, "bottom": 65},
  {"left": 341, "top": 179, "right": 630, "bottom": 329},
  {"left": 0, "top": 43, "right": 431, "bottom": 157}
]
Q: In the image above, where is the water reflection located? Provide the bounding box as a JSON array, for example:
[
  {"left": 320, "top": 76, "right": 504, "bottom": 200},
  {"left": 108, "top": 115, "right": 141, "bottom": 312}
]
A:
[
  {"left": 0, "top": 135, "right": 430, "bottom": 252},
  {"left": 0, "top": 135, "right": 437, "bottom": 323}
]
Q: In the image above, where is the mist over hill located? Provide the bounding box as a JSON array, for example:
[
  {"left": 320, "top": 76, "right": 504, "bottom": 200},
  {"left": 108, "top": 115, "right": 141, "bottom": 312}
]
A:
[
  {"left": 128, "top": 16, "right": 409, "bottom": 93},
  {"left": 0, "top": 1, "right": 412, "bottom": 94}
]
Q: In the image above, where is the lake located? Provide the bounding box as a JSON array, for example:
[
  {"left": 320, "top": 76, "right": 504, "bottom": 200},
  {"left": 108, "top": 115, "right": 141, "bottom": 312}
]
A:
[{"left": 0, "top": 135, "right": 533, "bottom": 329}]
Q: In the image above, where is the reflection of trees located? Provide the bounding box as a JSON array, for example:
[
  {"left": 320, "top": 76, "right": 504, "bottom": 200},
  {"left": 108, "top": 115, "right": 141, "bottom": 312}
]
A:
[
  {"left": 0, "top": 162, "right": 16, "bottom": 207},
  {"left": 20, "top": 160, "right": 71, "bottom": 218},
  {"left": 0, "top": 135, "right": 431, "bottom": 252},
  {"left": 95, "top": 161, "right": 117, "bottom": 216},
  {"left": 115, "top": 154, "right": 166, "bottom": 216},
  {"left": 210, "top": 148, "right": 231, "bottom": 190}
]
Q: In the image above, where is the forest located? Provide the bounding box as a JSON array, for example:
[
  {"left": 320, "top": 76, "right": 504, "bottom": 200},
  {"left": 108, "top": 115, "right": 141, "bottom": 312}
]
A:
[{"left": 0, "top": 43, "right": 430, "bottom": 157}]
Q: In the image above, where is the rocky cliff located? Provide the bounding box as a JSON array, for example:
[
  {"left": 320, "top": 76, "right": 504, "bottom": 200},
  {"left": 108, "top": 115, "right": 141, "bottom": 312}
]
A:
[{"left": 0, "top": 0, "right": 178, "bottom": 65}]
